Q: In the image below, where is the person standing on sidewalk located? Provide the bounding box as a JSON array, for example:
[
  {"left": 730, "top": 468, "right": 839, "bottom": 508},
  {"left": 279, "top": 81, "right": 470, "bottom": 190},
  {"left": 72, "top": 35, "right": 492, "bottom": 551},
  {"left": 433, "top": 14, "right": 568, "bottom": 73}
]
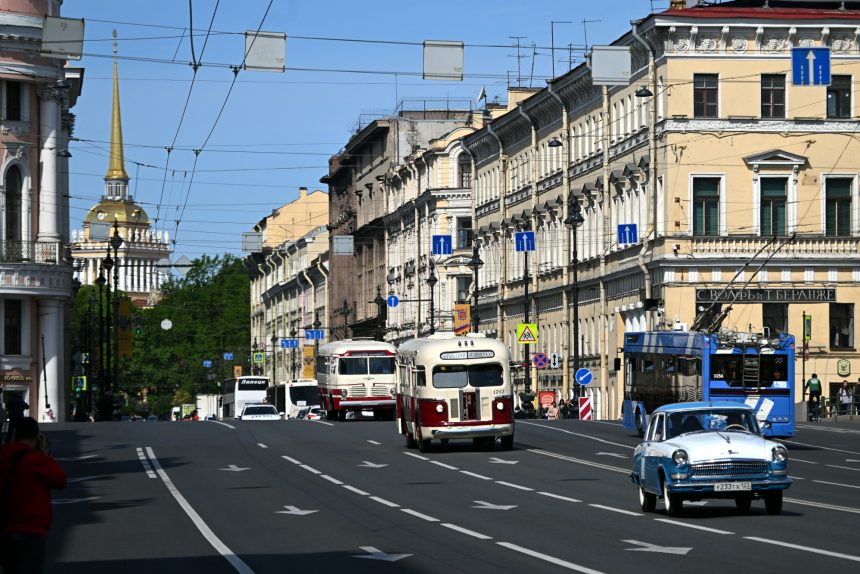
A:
[
  {"left": 0, "top": 417, "right": 67, "bottom": 573},
  {"left": 838, "top": 381, "right": 852, "bottom": 415},
  {"left": 804, "top": 373, "right": 822, "bottom": 421},
  {"left": 854, "top": 378, "right": 860, "bottom": 415}
]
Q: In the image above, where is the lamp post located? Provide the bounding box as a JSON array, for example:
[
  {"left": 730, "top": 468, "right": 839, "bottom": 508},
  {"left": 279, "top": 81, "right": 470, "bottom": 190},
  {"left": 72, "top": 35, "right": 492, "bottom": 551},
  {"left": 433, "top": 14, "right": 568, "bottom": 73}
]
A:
[
  {"left": 565, "top": 201, "right": 585, "bottom": 399},
  {"left": 109, "top": 221, "right": 124, "bottom": 395},
  {"left": 86, "top": 294, "right": 96, "bottom": 417},
  {"left": 467, "top": 243, "right": 483, "bottom": 333},
  {"left": 95, "top": 271, "right": 106, "bottom": 401},
  {"left": 313, "top": 311, "right": 322, "bottom": 378},
  {"left": 290, "top": 327, "right": 298, "bottom": 379},
  {"left": 426, "top": 265, "right": 438, "bottom": 335},
  {"left": 100, "top": 256, "right": 113, "bottom": 397},
  {"left": 270, "top": 333, "right": 278, "bottom": 384},
  {"left": 523, "top": 227, "right": 531, "bottom": 405}
]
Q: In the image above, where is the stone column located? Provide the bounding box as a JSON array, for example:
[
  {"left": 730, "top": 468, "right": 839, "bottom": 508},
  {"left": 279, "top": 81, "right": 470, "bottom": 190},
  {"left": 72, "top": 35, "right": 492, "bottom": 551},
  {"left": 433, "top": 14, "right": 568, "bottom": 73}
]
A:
[
  {"left": 37, "top": 90, "right": 60, "bottom": 243},
  {"left": 38, "top": 299, "right": 64, "bottom": 422}
]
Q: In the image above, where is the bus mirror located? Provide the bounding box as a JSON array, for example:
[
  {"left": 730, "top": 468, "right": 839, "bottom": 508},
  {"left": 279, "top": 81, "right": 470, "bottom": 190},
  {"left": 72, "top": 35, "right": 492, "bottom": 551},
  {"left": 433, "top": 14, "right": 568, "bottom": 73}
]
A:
[{"left": 613, "top": 357, "right": 621, "bottom": 371}]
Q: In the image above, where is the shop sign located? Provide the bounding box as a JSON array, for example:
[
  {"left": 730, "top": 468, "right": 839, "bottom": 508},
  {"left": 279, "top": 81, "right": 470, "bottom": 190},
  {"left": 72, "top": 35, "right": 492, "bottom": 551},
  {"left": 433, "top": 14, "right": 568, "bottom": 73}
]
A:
[{"left": 695, "top": 288, "right": 836, "bottom": 304}]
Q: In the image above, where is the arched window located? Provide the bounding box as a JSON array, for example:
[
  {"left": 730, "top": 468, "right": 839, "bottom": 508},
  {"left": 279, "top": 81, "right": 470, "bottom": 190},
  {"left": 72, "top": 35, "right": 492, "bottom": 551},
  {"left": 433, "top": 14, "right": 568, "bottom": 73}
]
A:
[{"left": 5, "top": 166, "right": 22, "bottom": 246}]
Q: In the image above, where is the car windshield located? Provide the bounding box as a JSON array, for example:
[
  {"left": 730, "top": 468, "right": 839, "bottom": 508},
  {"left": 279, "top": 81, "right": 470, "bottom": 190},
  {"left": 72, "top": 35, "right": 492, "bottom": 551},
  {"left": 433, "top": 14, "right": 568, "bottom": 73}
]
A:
[
  {"left": 244, "top": 406, "right": 278, "bottom": 416},
  {"left": 666, "top": 409, "right": 758, "bottom": 438}
]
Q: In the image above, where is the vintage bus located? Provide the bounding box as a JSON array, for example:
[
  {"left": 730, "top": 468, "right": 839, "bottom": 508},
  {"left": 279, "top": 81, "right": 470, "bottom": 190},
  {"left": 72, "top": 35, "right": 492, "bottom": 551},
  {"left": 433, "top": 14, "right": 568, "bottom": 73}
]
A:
[
  {"left": 316, "top": 340, "right": 397, "bottom": 420},
  {"left": 622, "top": 330, "right": 796, "bottom": 438},
  {"left": 266, "top": 379, "right": 320, "bottom": 419},
  {"left": 396, "top": 333, "right": 515, "bottom": 452},
  {"left": 222, "top": 376, "right": 270, "bottom": 419}
]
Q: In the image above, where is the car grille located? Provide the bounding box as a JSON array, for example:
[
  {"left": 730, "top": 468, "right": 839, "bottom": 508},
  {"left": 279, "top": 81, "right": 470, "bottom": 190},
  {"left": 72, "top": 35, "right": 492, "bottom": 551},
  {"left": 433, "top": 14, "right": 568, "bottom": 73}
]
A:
[{"left": 690, "top": 461, "right": 768, "bottom": 478}]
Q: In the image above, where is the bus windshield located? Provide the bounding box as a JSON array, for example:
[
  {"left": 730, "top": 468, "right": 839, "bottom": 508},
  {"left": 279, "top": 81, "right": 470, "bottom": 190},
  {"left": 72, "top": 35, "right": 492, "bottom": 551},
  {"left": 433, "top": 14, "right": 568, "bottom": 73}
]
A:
[
  {"left": 432, "top": 364, "right": 504, "bottom": 389},
  {"left": 338, "top": 357, "right": 395, "bottom": 375},
  {"left": 237, "top": 378, "right": 269, "bottom": 391},
  {"left": 289, "top": 385, "right": 319, "bottom": 404},
  {"left": 710, "top": 354, "right": 788, "bottom": 388}
]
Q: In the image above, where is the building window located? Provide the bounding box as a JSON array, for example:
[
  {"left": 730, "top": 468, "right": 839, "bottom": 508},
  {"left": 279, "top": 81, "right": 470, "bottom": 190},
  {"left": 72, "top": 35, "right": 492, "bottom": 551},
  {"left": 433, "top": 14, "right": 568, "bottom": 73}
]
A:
[
  {"left": 456, "top": 217, "right": 473, "bottom": 249},
  {"left": 761, "top": 178, "right": 787, "bottom": 236},
  {"left": 830, "top": 303, "right": 854, "bottom": 349},
  {"left": 762, "top": 303, "right": 788, "bottom": 335},
  {"left": 761, "top": 74, "right": 785, "bottom": 119},
  {"left": 3, "top": 299, "right": 22, "bottom": 355},
  {"left": 455, "top": 276, "right": 472, "bottom": 304},
  {"left": 693, "top": 74, "right": 718, "bottom": 118},
  {"left": 4, "top": 81, "right": 22, "bottom": 122},
  {"left": 827, "top": 75, "right": 851, "bottom": 119},
  {"left": 4, "top": 166, "right": 22, "bottom": 259},
  {"left": 825, "top": 178, "right": 852, "bottom": 237},
  {"left": 458, "top": 155, "right": 471, "bottom": 188},
  {"left": 692, "top": 177, "right": 720, "bottom": 236}
]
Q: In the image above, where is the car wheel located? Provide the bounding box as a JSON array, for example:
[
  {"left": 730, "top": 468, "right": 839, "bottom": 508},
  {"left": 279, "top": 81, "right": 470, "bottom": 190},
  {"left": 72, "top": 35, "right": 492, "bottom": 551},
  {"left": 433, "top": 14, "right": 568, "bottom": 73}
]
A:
[
  {"left": 639, "top": 486, "right": 656, "bottom": 513},
  {"left": 662, "top": 476, "right": 683, "bottom": 517},
  {"left": 500, "top": 434, "right": 514, "bottom": 451},
  {"left": 764, "top": 491, "right": 783, "bottom": 515},
  {"left": 635, "top": 409, "right": 644, "bottom": 438},
  {"left": 735, "top": 494, "right": 752, "bottom": 513}
]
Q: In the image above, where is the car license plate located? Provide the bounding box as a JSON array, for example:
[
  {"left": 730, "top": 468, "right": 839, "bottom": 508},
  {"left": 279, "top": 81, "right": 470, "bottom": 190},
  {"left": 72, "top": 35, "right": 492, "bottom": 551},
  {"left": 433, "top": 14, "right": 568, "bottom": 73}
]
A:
[{"left": 715, "top": 482, "right": 751, "bottom": 492}]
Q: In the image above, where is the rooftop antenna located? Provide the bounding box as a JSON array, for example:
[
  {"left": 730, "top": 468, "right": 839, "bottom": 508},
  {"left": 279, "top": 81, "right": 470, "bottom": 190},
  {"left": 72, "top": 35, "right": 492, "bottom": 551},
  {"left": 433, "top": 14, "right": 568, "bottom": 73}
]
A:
[
  {"left": 528, "top": 42, "right": 537, "bottom": 88},
  {"left": 581, "top": 19, "right": 601, "bottom": 53},
  {"left": 509, "top": 36, "right": 527, "bottom": 86}
]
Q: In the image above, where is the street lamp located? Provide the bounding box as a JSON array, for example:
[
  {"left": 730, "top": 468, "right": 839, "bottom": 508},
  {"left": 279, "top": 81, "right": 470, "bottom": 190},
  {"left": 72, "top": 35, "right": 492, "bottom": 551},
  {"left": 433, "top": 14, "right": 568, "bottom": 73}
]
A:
[
  {"left": 467, "top": 243, "right": 483, "bottom": 333},
  {"left": 109, "top": 221, "right": 124, "bottom": 397},
  {"left": 426, "top": 265, "right": 438, "bottom": 335},
  {"left": 635, "top": 85, "right": 653, "bottom": 98},
  {"left": 290, "top": 327, "right": 298, "bottom": 379},
  {"left": 95, "top": 271, "right": 106, "bottom": 400},
  {"left": 313, "top": 311, "right": 322, "bottom": 378},
  {"left": 565, "top": 200, "right": 585, "bottom": 399},
  {"left": 100, "top": 256, "right": 113, "bottom": 398},
  {"left": 270, "top": 333, "right": 278, "bottom": 384}
]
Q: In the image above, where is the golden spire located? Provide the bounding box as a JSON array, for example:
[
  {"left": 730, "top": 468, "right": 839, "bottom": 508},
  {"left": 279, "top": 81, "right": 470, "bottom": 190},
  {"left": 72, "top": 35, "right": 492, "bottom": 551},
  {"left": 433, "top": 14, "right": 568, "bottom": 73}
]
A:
[{"left": 106, "top": 30, "right": 129, "bottom": 180}]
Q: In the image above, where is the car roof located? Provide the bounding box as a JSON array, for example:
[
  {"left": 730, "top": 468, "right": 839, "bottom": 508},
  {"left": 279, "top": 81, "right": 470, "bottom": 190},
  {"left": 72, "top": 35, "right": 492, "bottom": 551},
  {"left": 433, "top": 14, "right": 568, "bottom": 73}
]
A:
[{"left": 653, "top": 401, "right": 754, "bottom": 414}]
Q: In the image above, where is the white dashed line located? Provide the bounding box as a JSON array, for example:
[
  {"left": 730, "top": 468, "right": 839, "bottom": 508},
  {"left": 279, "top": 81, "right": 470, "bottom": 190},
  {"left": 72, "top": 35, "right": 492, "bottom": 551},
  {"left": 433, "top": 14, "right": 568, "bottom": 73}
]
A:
[
  {"left": 370, "top": 496, "right": 400, "bottom": 508},
  {"left": 538, "top": 492, "right": 581, "bottom": 503},
  {"left": 790, "top": 457, "right": 818, "bottom": 464},
  {"left": 136, "top": 448, "right": 156, "bottom": 479},
  {"left": 403, "top": 452, "right": 429, "bottom": 461},
  {"left": 367, "top": 440, "right": 381, "bottom": 445},
  {"left": 441, "top": 523, "right": 492, "bottom": 540},
  {"left": 461, "top": 470, "right": 492, "bottom": 480},
  {"left": 813, "top": 479, "right": 860, "bottom": 490},
  {"left": 430, "top": 461, "right": 459, "bottom": 470},
  {"left": 401, "top": 508, "right": 440, "bottom": 522},
  {"left": 588, "top": 504, "right": 642, "bottom": 517},
  {"left": 282, "top": 456, "right": 302, "bottom": 465},
  {"left": 299, "top": 464, "right": 321, "bottom": 475},
  {"left": 497, "top": 542, "right": 607, "bottom": 573},
  {"left": 320, "top": 474, "right": 343, "bottom": 485},
  {"left": 784, "top": 497, "right": 860, "bottom": 514},
  {"left": 826, "top": 464, "right": 860, "bottom": 472},
  {"left": 654, "top": 518, "right": 734, "bottom": 535},
  {"left": 745, "top": 537, "right": 860, "bottom": 563},
  {"left": 257, "top": 443, "right": 268, "bottom": 449},
  {"left": 495, "top": 481, "right": 533, "bottom": 491},
  {"left": 207, "top": 420, "right": 236, "bottom": 429},
  {"left": 342, "top": 485, "right": 369, "bottom": 496},
  {"left": 311, "top": 420, "right": 335, "bottom": 426}
]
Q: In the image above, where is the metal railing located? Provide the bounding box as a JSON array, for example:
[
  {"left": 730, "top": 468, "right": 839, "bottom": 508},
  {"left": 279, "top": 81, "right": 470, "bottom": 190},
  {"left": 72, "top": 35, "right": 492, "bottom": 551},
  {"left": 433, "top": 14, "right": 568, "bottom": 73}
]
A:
[
  {"left": 0, "top": 240, "right": 62, "bottom": 264},
  {"left": 807, "top": 396, "right": 860, "bottom": 422}
]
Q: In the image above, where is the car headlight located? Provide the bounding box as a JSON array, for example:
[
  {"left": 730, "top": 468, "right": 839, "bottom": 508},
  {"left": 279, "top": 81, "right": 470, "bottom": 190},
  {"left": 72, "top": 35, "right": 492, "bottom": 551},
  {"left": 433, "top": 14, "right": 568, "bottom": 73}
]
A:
[
  {"left": 435, "top": 403, "right": 444, "bottom": 414},
  {"left": 772, "top": 445, "right": 788, "bottom": 462},
  {"left": 672, "top": 449, "right": 689, "bottom": 466}
]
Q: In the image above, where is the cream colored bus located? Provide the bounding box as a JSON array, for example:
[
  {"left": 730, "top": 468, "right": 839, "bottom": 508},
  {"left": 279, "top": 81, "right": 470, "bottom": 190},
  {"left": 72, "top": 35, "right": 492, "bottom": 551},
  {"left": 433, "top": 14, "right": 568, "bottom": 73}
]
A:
[
  {"left": 396, "top": 333, "right": 514, "bottom": 452},
  {"left": 316, "top": 339, "right": 397, "bottom": 421}
]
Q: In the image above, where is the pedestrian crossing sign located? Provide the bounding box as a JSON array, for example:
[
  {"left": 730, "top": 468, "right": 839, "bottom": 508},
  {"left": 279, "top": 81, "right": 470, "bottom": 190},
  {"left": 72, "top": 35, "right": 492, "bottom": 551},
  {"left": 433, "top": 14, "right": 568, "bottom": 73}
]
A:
[
  {"left": 516, "top": 323, "right": 538, "bottom": 345},
  {"left": 253, "top": 352, "right": 265, "bottom": 364}
]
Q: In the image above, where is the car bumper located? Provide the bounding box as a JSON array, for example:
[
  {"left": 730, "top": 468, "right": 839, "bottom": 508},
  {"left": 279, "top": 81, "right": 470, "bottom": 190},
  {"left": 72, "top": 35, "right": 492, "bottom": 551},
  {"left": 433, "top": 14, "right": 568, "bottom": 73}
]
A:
[
  {"left": 665, "top": 477, "right": 792, "bottom": 495},
  {"left": 429, "top": 425, "right": 513, "bottom": 439}
]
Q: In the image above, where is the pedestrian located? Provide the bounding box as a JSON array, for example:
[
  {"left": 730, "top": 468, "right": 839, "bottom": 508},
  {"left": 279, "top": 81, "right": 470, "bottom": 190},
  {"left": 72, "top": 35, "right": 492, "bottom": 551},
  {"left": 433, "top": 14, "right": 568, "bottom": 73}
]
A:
[
  {"left": 0, "top": 398, "right": 6, "bottom": 446},
  {"left": 558, "top": 399, "right": 569, "bottom": 419},
  {"left": 804, "top": 373, "right": 822, "bottom": 421},
  {"left": 4, "top": 394, "right": 28, "bottom": 446},
  {"left": 854, "top": 379, "right": 860, "bottom": 415},
  {"left": 547, "top": 401, "right": 560, "bottom": 420},
  {"left": 838, "top": 381, "right": 852, "bottom": 415},
  {"left": 0, "top": 417, "right": 67, "bottom": 573}
]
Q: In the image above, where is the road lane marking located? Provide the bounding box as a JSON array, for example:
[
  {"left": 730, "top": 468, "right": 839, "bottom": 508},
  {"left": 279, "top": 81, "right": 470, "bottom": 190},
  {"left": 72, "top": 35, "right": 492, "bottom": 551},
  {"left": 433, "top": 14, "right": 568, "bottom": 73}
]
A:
[
  {"left": 400, "top": 508, "right": 439, "bottom": 522},
  {"left": 53, "top": 497, "right": 100, "bottom": 504},
  {"left": 342, "top": 485, "right": 369, "bottom": 496},
  {"left": 495, "top": 481, "right": 533, "bottom": 491},
  {"left": 826, "top": 464, "right": 860, "bottom": 472},
  {"left": 257, "top": 443, "right": 268, "bottom": 449},
  {"left": 538, "top": 492, "right": 581, "bottom": 503},
  {"left": 370, "top": 496, "right": 400, "bottom": 508},
  {"left": 623, "top": 540, "right": 692, "bottom": 555},
  {"left": 430, "top": 461, "right": 459, "bottom": 470},
  {"left": 789, "top": 457, "right": 818, "bottom": 464},
  {"left": 461, "top": 470, "right": 492, "bottom": 480},
  {"left": 367, "top": 440, "right": 381, "bottom": 445},
  {"left": 441, "top": 523, "right": 492, "bottom": 540},
  {"left": 784, "top": 497, "right": 860, "bottom": 514},
  {"left": 496, "top": 542, "right": 606, "bottom": 574},
  {"left": 745, "top": 537, "right": 860, "bottom": 563},
  {"left": 299, "top": 464, "right": 322, "bottom": 475},
  {"left": 813, "top": 479, "right": 860, "bottom": 489},
  {"left": 282, "top": 456, "right": 302, "bottom": 465},
  {"left": 520, "top": 421, "right": 634, "bottom": 450},
  {"left": 136, "top": 447, "right": 157, "bottom": 479},
  {"left": 311, "top": 420, "right": 335, "bottom": 426},
  {"left": 529, "top": 448, "right": 629, "bottom": 474},
  {"left": 403, "top": 452, "right": 429, "bottom": 461},
  {"left": 589, "top": 504, "right": 642, "bottom": 517},
  {"left": 208, "top": 421, "right": 236, "bottom": 429},
  {"left": 145, "top": 447, "right": 255, "bottom": 574},
  {"left": 321, "top": 474, "right": 344, "bottom": 485},
  {"left": 654, "top": 518, "right": 733, "bottom": 535},
  {"left": 783, "top": 439, "right": 860, "bottom": 456}
]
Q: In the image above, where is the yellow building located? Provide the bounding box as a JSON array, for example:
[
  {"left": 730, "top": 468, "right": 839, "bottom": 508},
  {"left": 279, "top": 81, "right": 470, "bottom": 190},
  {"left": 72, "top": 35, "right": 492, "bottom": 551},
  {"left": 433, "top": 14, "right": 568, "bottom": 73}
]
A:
[{"left": 464, "top": 0, "right": 860, "bottom": 419}]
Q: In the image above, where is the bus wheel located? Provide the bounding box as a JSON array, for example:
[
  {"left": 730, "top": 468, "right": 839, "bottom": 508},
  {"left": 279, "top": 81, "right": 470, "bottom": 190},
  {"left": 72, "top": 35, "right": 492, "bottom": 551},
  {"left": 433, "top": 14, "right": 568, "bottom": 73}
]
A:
[
  {"left": 764, "top": 491, "right": 783, "bottom": 515},
  {"left": 500, "top": 435, "right": 514, "bottom": 451},
  {"left": 416, "top": 422, "right": 430, "bottom": 452},
  {"left": 405, "top": 424, "right": 417, "bottom": 449},
  {"left": 337, "top": 410, "right": 346, "bottom": 422}
]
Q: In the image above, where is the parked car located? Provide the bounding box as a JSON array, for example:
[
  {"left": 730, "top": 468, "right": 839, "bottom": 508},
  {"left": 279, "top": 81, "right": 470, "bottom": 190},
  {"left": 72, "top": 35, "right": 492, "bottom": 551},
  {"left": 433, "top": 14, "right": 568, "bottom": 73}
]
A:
[
  {"left": 630, "top": 402, "right": 791, "bottom": 516},
  {"left": 145, "top": 415, "right": 159, "bottom": 422},
  {"left": 238, "top": 403, "right": 281, "bottom": 421},
  {"left": 297, "top": 407, "right": 324, "bottom": 421}
]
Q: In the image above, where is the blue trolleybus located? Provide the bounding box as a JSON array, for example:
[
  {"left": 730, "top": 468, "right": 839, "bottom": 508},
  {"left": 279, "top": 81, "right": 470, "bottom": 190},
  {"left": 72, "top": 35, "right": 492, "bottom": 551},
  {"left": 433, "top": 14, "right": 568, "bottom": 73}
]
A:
[{"left": 622, "top": 330, "right": 795, "bottom": 438}]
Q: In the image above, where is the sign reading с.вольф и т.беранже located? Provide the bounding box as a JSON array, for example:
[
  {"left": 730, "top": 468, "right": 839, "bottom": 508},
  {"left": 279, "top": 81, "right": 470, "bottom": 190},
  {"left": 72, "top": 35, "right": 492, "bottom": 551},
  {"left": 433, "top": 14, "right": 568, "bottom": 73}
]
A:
[{"left": 695, "top": 288, "right": 836, "bottom": 304}]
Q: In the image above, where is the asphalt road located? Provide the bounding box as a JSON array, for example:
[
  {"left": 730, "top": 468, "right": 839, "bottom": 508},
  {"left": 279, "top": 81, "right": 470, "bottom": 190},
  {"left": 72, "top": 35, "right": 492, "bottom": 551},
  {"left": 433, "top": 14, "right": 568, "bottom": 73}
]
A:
[{"left": 42, "top": 417, "right": 860, "bottom": 574}]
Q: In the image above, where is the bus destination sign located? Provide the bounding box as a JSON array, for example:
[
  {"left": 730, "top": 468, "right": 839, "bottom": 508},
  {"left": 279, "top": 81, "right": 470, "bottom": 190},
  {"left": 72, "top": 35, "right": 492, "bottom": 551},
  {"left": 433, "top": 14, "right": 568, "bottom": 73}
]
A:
[
  {"left": 695, "top": 288, "right": 836, "bottom": 304},
  {"left": 440, "top": 350, "right": 495, "bottom": 360}
]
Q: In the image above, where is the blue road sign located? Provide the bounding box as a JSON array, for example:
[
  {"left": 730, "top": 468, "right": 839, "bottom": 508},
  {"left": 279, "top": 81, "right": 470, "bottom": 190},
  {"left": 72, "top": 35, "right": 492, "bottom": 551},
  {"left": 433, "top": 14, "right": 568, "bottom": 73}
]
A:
[
  {"left": 533, "top": 352, "right": 549, "bottom": 369},
  {"left": 387, "top": 295, "right": 399, "bottom": 308},
  {"left": 515, "top": 231, "right": 536, "bottom": 252},
  {"left": 223, "top": 352, "right": 234, "bottom": 361},
  {"left": 618, "top": 224, "right": 638, "bottom": 245},
  {"left": 792, "top": 47, "right": 830, "bottom": 86},
  {"left": 432, "top": 235, "right": 453, "bottom": 255},
  {"left": 280, "top": 339, "right": 299, "bottom": 349},
  {"left": 575, "top": 368, "right": 593, "bottom": 386},
  {"left": 305, "top": 330, "right": 325, "bottom": 340},
  {"left": 203, "top": 360, "right": 213, "bottom": 368}
]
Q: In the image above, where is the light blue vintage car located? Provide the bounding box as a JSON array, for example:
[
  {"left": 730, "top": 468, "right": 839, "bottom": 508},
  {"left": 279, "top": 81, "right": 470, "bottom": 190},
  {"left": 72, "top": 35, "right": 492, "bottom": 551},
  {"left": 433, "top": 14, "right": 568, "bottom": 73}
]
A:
[{"left": 630, "top": 402, "right": 791, "bottom": 516}]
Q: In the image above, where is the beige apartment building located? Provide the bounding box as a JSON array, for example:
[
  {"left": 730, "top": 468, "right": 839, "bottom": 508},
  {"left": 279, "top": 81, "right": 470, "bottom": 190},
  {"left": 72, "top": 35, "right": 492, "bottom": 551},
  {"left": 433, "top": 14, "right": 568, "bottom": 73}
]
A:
[{"left": 464, "top": 0, "right": 860, "bottom": 419}]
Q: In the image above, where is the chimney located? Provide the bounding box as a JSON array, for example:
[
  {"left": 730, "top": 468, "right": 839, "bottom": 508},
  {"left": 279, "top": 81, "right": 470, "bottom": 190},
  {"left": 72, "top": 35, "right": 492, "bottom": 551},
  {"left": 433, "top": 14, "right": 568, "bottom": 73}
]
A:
[
  {"left": 670, "top": 0, "right": 687, "bottom": 9},
  {"left": 299, "top": 186, "right": 308, "bottom": 198}
]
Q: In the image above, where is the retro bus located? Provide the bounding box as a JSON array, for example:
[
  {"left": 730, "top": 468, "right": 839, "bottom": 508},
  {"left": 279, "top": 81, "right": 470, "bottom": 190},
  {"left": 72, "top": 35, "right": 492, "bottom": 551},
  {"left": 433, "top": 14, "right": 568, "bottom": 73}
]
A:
[
  {"left": 622, "top": 330, "right": 795, "bottom": 438},
  {"left": 222, "top": 376, "right": 270, "bottom": 419},
  {"left": 316, "top": 340, "right": 397, "bottom": 420},
  {"left": 266, "top": 379, "right": 320, "bottom": 419},
  {"left": 396, "top": 333, "right": 515, "bottom": 452}
]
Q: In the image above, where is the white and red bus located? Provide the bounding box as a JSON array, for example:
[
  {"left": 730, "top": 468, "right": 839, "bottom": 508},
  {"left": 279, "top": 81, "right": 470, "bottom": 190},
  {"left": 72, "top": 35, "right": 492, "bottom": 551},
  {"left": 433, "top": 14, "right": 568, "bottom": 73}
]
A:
[
  {"left": 396, "top": 333, "right": 514, "bottom": 452},
  {"left": 316, "top": 339, "right": 397, "bottom": 421}
]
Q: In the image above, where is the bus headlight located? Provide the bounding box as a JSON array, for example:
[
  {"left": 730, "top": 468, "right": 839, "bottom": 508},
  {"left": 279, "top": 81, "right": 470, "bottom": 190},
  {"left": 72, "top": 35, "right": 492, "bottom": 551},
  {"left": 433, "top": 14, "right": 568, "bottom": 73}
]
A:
[
  {"left": 389, "top": 387, "right": 396, "bottom": 397},
  {"left": 341, "top": 389, "right": 348, "bottom": 398},
  {"left": 772, "top": 445, "right": 788, "bottom": 462},
  {"left": 672, "top": 449, "right": 689, "bottom": 466},
  {"left": 496, "top": 401, "right": 505, "bottom": 411},
  {"left": 435, "top": 403, "right": 444, "bottom": 414}
]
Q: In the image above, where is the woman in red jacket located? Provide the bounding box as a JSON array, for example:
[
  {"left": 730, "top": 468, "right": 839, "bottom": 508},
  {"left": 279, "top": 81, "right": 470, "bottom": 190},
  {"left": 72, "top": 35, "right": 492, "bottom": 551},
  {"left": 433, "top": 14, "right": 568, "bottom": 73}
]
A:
[{"left": 0, "top": 417, "right": 67, "bottom": 573}]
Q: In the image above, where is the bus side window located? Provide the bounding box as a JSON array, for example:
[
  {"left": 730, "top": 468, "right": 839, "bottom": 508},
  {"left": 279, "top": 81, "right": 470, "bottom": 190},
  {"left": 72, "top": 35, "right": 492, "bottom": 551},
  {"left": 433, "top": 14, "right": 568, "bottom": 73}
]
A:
[{"left": 415, "top": 370, "right": 426, "bottom": 387}]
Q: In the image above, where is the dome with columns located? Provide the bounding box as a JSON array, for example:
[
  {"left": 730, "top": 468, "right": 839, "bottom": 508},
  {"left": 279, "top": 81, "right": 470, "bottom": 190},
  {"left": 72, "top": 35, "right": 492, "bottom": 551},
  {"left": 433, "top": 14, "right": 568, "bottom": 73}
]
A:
[{"left": 83, "top": 200, "right": 150, "bottom": 226}]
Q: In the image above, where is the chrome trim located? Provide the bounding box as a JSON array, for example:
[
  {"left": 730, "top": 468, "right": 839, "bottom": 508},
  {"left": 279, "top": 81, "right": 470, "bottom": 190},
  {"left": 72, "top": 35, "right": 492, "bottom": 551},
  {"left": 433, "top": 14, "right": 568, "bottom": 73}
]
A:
[{"left": 430, "top": 425, "right": 512, "bottom": 439}]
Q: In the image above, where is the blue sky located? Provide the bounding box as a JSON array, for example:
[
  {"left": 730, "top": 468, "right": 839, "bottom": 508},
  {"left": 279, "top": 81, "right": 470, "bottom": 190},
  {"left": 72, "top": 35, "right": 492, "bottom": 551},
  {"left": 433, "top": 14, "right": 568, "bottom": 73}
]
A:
[{"left": 63, "top": 0, "right": 671, "bottom": 262}]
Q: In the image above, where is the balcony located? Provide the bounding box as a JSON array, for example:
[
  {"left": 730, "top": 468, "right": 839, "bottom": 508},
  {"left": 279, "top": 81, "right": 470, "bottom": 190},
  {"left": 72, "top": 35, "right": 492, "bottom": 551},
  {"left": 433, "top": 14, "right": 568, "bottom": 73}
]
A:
[
  {"left": 0, "top": 241, "right": 73, "bottom": 296},
  {"left": 1, "top": 241, "right": 62, "bottom": 264},
  {"left": 689, "top": 236, "right": 860, "bottom": 258}
]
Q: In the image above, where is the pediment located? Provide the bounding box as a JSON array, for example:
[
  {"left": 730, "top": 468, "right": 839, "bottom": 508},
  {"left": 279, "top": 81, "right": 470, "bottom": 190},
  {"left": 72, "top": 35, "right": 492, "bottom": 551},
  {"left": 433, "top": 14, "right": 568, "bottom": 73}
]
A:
[{"left": 743, "top": 149, "right": 807, "bottom": 169}]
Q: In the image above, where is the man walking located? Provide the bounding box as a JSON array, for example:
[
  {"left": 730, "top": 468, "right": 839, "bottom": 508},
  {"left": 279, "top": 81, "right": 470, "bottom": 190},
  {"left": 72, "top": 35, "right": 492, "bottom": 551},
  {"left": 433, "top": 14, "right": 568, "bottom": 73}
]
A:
[{"left": 0, "top": 417, "right": 67, "bottom": 573}]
